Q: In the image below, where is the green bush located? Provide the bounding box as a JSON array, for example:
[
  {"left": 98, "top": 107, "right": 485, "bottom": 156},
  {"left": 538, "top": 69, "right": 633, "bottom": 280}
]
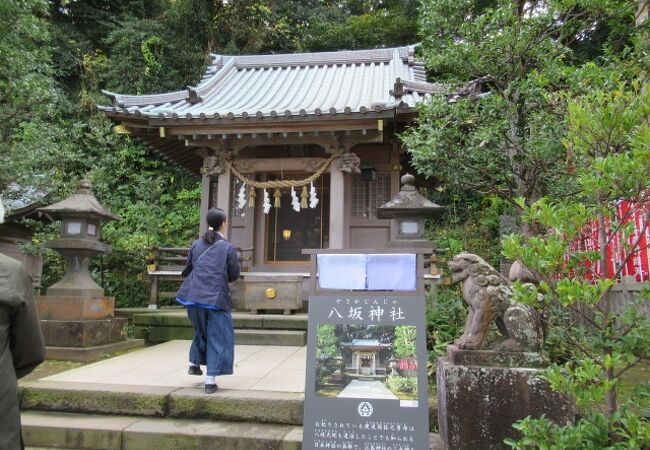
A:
[
  {"left": 426, "top": 285, "right": 467, "bottom": 385},
  {"left": 505, "top": 412, "right": 650, "bottom": 450},
  {"left": 386, "top": 376, "right": 418, "bottom": 394}
]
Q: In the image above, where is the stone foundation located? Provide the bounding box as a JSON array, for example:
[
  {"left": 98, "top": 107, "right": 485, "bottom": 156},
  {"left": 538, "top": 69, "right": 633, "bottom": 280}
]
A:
[
  {"left": 45, "top": 339, "right": 144, "bottom": 362},
  {"left": 37, "top": 296, "right": 115, "bottom": 320},
  {"left": 437, "top": 348, "right": 574, "bottom": 450},
  {"left": 40, "top": 318, "right": 128, "bottom": 347}
]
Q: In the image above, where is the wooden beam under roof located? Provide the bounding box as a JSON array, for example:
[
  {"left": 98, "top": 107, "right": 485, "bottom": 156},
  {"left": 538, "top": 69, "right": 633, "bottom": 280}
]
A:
[
  {"left": 151, "top": 118, "right": 384, "bottom": 137},
  {"left": 183, "top": 129, "right": 383, "bottom": 149}
]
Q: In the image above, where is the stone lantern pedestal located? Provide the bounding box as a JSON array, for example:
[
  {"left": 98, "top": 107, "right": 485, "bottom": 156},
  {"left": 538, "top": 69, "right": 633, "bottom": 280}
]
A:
[{"left": 36, "top": 180, "right": 142, "bottom": 361}]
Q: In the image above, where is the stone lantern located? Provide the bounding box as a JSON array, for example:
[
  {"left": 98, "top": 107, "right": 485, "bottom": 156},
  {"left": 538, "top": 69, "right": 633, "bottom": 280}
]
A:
[
  {"left": 36, "top": 180, "right": 141, "bottom": 361},
  {"left": 39, "top": 179, "right": 118, "bottom": 297},
  {"left": 376, "top": 173, "right": 444, "bottom": 248}
]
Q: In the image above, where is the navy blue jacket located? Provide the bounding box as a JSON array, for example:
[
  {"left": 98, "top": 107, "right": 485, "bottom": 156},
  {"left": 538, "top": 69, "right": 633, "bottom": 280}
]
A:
[{"left": 176, "top": 235, "right": 240, "bottom": 311}]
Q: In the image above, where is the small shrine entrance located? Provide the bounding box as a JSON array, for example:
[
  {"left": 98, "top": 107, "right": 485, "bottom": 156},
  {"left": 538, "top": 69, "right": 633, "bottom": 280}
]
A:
[
  {"left": 263, "top": 174, "right": 330, "bottom": 263},
  {"left": 342, "top": 339, "right": 391, "bottom": 378}
]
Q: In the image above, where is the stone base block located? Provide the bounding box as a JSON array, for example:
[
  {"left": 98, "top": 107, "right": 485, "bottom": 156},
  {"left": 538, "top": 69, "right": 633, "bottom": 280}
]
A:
[
  {"left": 40, "top": 318, "right": 128, "bottom": 348},
  {"left": 244, "top": 275, "right": 303, "bottom": 314},
  {"left": 437, "top": 356, "right": 574, "bottom": 450},
  {"left": 45, "top": 339, "right": 144, "bottom": 362},
  {"left": 36, "top": 295, "right": 115, "bottom": 320},
  {"left": 447, "top": 345, "right": 546, "bottom": 368}
]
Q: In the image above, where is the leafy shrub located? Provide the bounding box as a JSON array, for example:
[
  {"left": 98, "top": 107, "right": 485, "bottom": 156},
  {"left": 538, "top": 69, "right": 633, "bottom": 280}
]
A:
[
  {"left": 505, "top": 412, "right": 650, "bottom": 450},
  {"left": 426, "top": 286, "right": 467, "bottom": 384},
  {"left": 386, "top": 376, "right": 418, "bottom": 394}
]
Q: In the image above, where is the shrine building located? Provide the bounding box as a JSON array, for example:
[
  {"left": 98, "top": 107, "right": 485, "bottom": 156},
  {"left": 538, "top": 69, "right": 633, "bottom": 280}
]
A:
[
  {"left": 342, "top": 339, "right": 392, "bottom": 378},
  {"left": 99, "top": 45, "right": 442, "bottom": 273}
]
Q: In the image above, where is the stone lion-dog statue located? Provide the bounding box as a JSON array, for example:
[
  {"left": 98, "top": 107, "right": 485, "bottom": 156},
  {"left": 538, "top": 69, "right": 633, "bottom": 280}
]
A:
[{"left": 448, "top": 252, "right": 542, "bottom": 352}]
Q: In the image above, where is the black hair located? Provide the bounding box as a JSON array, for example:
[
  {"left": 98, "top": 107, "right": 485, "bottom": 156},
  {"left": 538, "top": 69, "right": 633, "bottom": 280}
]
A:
[{"left": 203, "top": 208, "right": 227, "bottom": 244}]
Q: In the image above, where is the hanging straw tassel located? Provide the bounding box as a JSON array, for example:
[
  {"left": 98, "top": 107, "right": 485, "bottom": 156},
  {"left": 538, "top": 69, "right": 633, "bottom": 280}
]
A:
[
  {"left": 248, "top": 188, "right": 256, "bottom": 208},
  {"left": 274, "top": 188, "right": 282, "bottom": 208},
  {"left": 301, "top": 186, "right": 308, "bottom": 209}
]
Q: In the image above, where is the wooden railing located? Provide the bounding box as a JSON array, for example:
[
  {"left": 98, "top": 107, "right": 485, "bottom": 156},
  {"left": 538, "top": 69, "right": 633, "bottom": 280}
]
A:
[{"left": 146, "top": 246, "right": 253, "bottom": 309}]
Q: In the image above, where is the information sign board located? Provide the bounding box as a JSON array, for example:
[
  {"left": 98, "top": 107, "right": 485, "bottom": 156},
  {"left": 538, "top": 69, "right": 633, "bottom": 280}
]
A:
[{"left": 303, "top": 294, "right": 429, "bottom": 450}]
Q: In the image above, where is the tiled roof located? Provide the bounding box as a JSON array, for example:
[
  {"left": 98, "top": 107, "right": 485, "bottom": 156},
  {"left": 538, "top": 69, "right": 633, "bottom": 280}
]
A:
[
  {"left": 39, "top": 181, "right": 119, "bottom": 221},
  {"left": 99, "top": 45, "right": 442, "bottom": 120}
]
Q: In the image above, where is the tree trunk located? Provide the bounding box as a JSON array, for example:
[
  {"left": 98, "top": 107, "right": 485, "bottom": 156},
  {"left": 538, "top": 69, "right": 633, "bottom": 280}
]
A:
[{"left": 598, "top": 213, "right": 617, "bottom": 418}]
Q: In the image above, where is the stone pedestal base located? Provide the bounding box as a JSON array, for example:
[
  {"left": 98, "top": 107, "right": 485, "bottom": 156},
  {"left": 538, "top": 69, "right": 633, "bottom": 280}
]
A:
[
  {"left": 45, "top": 338, "right": 144, "bottom": 362},
  {"left": 36, "top": 295, "right": 115, "bottom": 320},
  {"left": 437, "top": 347, "right": 574, "bottom": 450},
  {"left": 40, "top": 318, "right": 128, "bottom": 348}
]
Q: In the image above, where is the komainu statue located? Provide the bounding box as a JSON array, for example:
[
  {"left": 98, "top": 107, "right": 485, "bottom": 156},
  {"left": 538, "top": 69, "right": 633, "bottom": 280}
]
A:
[{"left": 448, "top": 252, "right": 542, "bottom": 352}]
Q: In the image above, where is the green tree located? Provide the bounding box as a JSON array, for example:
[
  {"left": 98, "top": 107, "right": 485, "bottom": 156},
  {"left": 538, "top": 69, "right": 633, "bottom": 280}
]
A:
[
  {"left": 0, "top": 0, "right": 61, "bottom": 205},
  {"left": 503, "top": 71, "right": 650, "bottom": 447},
  {"left": 404, "top": 0, "right": 639, "bottom": 208},
  {"left": 393, "top": 325, "right": 417, "bottom": 358},
  {"left": 316, "top": 324, "right": 340, "bottom": 361},
  {"left": 300, "top": 0, "right": 419, "bottom": 51}
]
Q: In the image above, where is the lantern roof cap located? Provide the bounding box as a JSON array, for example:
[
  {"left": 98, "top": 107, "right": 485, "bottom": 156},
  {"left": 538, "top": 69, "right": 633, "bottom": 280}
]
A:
[
  {"left": 376, "top": 173, "right": 445, "bottom": 219},
  {"left": 38, "top": 180, "right": 120, "bottom": 221}
]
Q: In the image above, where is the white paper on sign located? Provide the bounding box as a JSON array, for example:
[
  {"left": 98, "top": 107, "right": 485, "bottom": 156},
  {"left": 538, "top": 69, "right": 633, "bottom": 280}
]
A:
[
  {"left": 317, "top": 254, "right": 367, "bottom": 290},
  {"left": 366, "top": 253, "right": 416, "bottom": 291}
]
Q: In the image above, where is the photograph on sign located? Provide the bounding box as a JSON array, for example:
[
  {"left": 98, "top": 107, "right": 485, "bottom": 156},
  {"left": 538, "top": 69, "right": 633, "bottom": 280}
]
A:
[{"left": 315, "top": 324, "right": 418, "bottom": 403}]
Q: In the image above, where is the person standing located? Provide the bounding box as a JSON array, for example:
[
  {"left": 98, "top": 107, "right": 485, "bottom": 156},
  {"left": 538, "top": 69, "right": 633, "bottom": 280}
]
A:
[
  {"left": 0, "top": 253, "right": 46, "bottom": 450},
  {"left": 176, "top": 208, "right": 240, "bottom": 393}
]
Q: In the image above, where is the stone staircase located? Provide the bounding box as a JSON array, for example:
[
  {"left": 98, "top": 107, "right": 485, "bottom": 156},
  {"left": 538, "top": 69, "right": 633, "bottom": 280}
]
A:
[
  {"left": 117, "top": 308, "right": 308, "bottom": 347},
  {"left": 20, "top": 381, "right": 441, "bottom": 449},
  {"left": 20, "top": 381, "right": 304, "bottom": 449}
]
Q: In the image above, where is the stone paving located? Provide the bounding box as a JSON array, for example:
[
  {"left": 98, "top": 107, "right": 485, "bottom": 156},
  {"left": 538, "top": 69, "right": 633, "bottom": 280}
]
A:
[
  {"left": 42, "top": 340, "right": 307, "bottom": 393},
  {"left": 338, "top": 379, "right": 398, "bottom": 400}
]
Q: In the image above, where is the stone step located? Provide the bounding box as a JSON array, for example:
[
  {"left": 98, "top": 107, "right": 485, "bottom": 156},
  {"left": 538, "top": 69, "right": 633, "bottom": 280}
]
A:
[
  {"left": 21, "top": 380, "right": 438, "bottom": 430},
  {"left": 45, "top": 339, "right": 145, "bottom": 363},
  {"left": 131, "top": 311, "right": 307, "bottom": 345},
  {"left": 20, "top": 381, "right": 304, "bottom": 425},
  {"left": 22, "top": 411, "right": 444, "bottom": 450},
  {"left": 21, "top": 411, "right": 301, "bottom": 450},
  {"left": 131, "top": 310, "right": 308, "bottom": 330},
  {"left": 137, "top": 325, "right": 306, "bottom": 346}
]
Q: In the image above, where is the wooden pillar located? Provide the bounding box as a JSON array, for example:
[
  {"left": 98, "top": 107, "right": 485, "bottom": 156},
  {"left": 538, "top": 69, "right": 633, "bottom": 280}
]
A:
[
  {"left": 216, "top": 167, "right": 232, "bottom": 235},
  {"left": 329, "top": 159, "right": 346, "bottom": 248},
  {"left": 199, "top": 150, "right": 232, "bottom": 236},
  {"left": 199, "top": 161, "right": 211, "bottom": 236},
  {"left": 390, "top": 141, "right": 401, "bottom": 243}
]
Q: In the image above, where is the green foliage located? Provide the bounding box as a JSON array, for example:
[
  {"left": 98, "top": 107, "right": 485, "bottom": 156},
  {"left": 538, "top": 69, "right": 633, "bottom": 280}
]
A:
[
  {"left": 505, "top": 412, "right": 650, "bottom": 450},
  {"left": 501, "top": 41, "right": 650, "bottom": 446},
  {"left": 425, "top": 286, "right": 467, "bottom": 382},
  {"left": 316, "top": 324, "right": 340, "bottom": 361},
  {"left": 316, "top": 324, "right": 341, "bottom": 380},
  {"left": 405, "top": 0, "right": 639, "bottom": 207},
  {"left": 393, "top": 325, "right": 417, "bottom": 359},
  {"left": 0, "top": 0, "right": 61, "bottom": 202},
  {"left": 386, "top": 376, "right": 418, "bottom": 395},
  {"left": 301, "top": 0, "right": 418, "bottom": 51},
  {"left": 103, "top": 18, "right": 203, "bottom": 95}
]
